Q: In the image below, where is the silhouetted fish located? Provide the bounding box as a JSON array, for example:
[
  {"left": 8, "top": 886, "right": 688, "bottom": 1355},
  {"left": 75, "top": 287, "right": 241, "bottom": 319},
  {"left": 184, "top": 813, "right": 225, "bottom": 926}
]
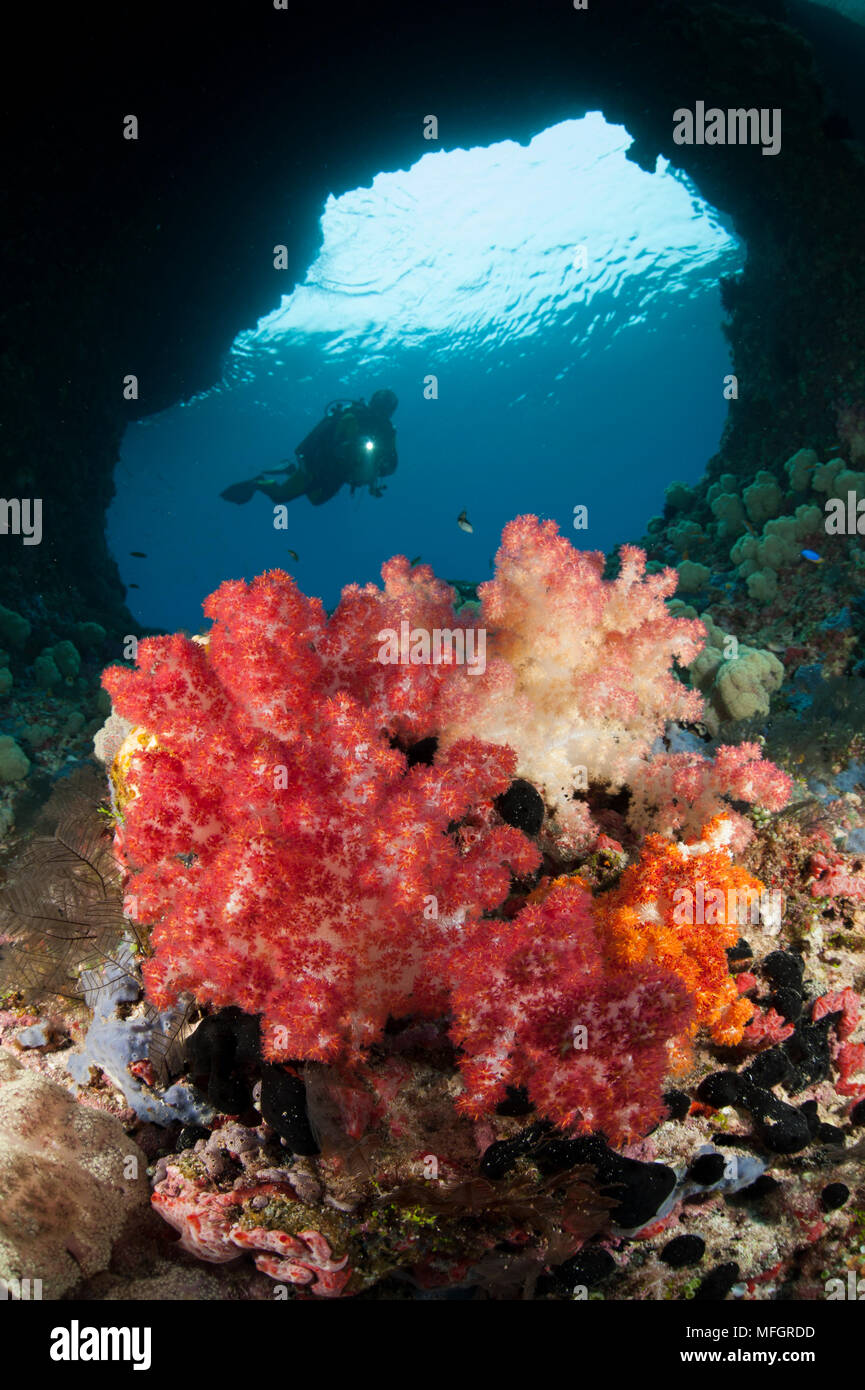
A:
[
  {"left": 130, "top": 551, "right": 147, "bottom": 558},
  {"left": 457, "top": 509, "right": 473, "bottom": 534}
]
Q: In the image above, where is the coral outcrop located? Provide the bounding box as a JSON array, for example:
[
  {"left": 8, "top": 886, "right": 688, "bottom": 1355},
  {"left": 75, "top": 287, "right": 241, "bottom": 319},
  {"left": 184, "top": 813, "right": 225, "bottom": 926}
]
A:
[
  {"left": 80, "top": 512, "right": 865, "bottom": 1299},
  {"left": 100, "top": 518, "right": 789, "bottom": 1156},
  {"left": 151, "top": 1165, "right": 352, "bottom": 1296},
  {"left": 0, "top": 1045, "right": 149, "bottom": 1298}
]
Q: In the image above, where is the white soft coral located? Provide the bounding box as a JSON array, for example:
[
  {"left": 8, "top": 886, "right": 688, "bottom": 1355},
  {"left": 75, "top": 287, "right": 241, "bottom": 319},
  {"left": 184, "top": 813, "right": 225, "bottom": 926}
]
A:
[{"left": 437, "top": 515, "right": 706, "bottom": 845}]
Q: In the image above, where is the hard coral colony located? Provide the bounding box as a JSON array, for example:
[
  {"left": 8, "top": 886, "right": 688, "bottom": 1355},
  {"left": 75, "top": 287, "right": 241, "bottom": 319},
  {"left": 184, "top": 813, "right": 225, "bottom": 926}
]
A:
[{"left": 101, "top": 515, "right": 795, "bottom": 1290}]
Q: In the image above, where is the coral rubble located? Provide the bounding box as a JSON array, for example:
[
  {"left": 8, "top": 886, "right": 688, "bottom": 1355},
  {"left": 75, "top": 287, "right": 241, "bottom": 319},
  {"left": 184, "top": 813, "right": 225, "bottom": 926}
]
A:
[{"left": 0, "top": 1045, "right": 149, "bottom": 1298}]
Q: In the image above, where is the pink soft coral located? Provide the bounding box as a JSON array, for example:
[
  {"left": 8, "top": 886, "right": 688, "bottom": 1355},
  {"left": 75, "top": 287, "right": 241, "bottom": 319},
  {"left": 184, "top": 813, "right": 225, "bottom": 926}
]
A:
[
  {"left": 629, "top": 742, "right": 792, "bottom": 846},
  {"left": 808, "top": 850, "right": 865, "bottom": 900}
]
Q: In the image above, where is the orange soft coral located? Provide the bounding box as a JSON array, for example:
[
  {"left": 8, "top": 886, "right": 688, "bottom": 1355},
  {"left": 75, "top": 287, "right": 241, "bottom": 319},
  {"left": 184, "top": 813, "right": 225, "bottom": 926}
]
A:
[{"left": 593, "top": 816, "right": 764, "bottom": 1047}]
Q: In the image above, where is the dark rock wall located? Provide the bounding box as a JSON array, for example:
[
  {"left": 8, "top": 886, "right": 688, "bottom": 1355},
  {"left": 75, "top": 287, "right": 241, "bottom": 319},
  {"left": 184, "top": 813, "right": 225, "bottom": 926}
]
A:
[{"left": 3, "top": 0, "right": 864, "bottom": 626}]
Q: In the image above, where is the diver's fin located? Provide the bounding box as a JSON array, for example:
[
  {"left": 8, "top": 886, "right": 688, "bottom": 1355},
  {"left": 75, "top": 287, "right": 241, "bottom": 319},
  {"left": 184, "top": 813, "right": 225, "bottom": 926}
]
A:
[{"left": 220, "top": 478, "right": 259, "bottom": 504}]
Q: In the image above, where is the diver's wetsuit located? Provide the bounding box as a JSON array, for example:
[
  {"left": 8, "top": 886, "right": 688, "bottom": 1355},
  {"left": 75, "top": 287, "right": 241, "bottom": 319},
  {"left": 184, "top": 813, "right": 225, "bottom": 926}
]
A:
[{"left": 222, "top": 399, "right": 397, "bottom": 507}]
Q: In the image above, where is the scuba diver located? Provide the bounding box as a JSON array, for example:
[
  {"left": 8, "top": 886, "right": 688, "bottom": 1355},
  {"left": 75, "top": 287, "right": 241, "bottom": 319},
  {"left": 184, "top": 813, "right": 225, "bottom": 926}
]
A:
[{"left": 221, "top": 389, "right": 398, "bottom": 507}]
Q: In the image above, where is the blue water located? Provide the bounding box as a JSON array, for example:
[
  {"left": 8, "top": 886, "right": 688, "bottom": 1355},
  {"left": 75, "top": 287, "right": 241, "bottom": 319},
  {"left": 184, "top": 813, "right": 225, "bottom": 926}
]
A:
[{"left": 108, "top": 116, "right": 743, "bottom": 632}]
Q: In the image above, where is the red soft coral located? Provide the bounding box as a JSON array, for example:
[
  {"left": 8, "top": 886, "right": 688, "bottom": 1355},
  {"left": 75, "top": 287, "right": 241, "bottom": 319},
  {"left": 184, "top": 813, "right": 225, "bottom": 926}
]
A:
[
  {"left": 105, "top": 571, "right": 540, "bottom": 1067},
  {"left": 318, "top": 556, "right": 475, "bottom": 743},
  {"left": 740, "top": 1007, "right": 795, "bottom": 1050},
  {"left": 445, "top": 877, "right": 694, "bottom": 1146},
  {"left": 812, "top": 990, "right": 865, "bottom": 1099}
]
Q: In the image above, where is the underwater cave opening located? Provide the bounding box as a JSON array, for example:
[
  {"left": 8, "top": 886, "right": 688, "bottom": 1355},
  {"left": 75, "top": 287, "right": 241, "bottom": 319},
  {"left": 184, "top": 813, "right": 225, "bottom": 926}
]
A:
[{"left": 107, "top": 113, "right": 744, "bottom": 633}]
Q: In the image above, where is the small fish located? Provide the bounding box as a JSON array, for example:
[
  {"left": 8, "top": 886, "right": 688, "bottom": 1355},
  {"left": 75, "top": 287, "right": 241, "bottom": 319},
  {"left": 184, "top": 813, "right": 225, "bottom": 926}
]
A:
[
  {"left": 286, "top": 549, "right": 299, "bottom": 563},
  {"left": 457, "top": 509, "right": 473, "bottom": 534},
  {"left": 409, "top": 555, "right": 423, "bottom": 567},
  {"left": 801, "top": 549, "right": 824, "bottom": 564},
  {"left": 130, "top": 550, "right": 147, "bottom": 558},
  {"left": 489, "top": 556, "right": 494, "bottom": 570},
  {"left": 128, "top": 583, "right": 140, "bottom": 589}
]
